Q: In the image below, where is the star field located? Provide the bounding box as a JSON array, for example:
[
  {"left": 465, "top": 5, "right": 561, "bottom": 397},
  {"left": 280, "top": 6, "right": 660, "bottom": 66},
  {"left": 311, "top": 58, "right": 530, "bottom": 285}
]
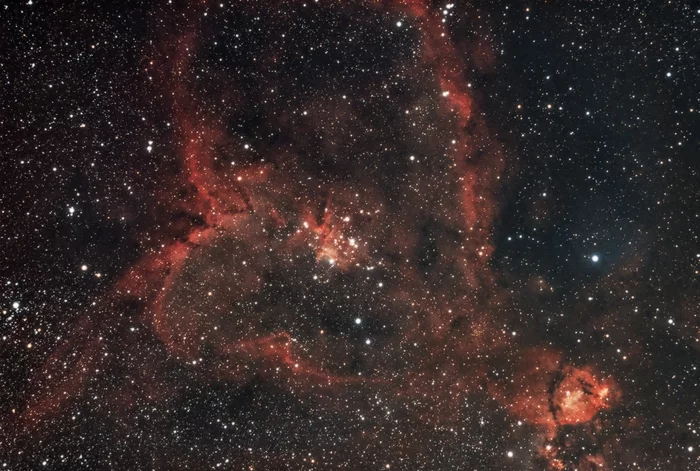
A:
[{"left": 1, "top": 1, "right": 699, "bottom": 470}]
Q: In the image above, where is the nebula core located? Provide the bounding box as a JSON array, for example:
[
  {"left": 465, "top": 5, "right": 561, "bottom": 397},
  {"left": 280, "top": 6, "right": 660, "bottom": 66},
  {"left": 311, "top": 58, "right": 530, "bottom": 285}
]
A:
[{"left": 2, "top": 1, "right": 699, "bottom": 470}]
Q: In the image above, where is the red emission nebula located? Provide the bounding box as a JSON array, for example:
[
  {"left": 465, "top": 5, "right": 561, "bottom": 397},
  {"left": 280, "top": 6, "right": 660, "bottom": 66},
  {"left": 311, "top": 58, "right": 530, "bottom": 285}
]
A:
[{"left": 5, "top": 1, "right": 627, "bottom": 470}]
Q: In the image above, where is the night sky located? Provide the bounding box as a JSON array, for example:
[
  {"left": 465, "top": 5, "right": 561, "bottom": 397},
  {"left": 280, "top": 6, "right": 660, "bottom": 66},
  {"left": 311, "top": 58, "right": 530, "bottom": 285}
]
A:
[{"left": 1, "top": 1, "right": 699, "bottom": 470}]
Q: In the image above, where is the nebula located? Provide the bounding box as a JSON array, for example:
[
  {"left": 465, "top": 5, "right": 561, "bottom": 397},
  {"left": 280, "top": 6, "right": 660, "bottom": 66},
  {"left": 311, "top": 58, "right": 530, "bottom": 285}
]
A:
[{"left": 9, "top": 1, "right": 691, "bottom": 470}]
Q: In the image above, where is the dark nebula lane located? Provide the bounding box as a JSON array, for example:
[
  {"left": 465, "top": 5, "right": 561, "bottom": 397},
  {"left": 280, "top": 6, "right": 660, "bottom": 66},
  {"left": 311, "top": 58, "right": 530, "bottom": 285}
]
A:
[{"left": 1, "top": 1, "right": 699, "bottom": 470}]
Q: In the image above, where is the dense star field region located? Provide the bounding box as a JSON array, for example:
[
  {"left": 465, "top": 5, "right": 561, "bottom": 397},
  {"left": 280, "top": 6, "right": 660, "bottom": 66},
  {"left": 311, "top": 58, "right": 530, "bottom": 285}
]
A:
[{"left": 1, "top": 0, "right": 699, "bottom": 469}]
